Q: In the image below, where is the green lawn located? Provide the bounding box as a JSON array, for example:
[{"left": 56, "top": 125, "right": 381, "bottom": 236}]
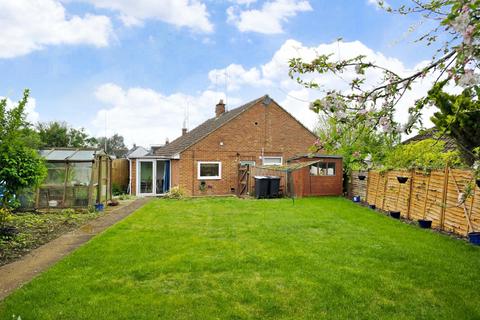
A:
[{"left": 1, "top": 197, "right": 480, "bottom": 319}]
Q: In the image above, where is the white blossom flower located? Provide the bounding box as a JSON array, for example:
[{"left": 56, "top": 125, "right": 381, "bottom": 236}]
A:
[
  {"left": 458, "top": 69, "right": 479, "bottom": 87},
  {"left": 451, "top": 11, "right": 470, "bottom": 34}
]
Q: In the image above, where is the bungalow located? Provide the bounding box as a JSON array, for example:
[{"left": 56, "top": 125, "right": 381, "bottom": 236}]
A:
[{"left": 127, "top": 95, "right": 318, "bottom": 196}]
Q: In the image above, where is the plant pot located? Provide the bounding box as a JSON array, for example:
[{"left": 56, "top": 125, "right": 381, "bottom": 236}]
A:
[
  {"left": 108, "top": 200, "right": 119, "bottom": 206},
  {"left": 476, "top": 179, "right": 480, "bottom": 188},
  {"left": 397, "top": 176, "right": 409, "bottom": 184},
  {"left": 389, "top": 211, "right": 401, "bottom": 219},
  {"left": 94, "top": 203, "right": 104, "bottom": 212},
  {"left": 0, "top": 225, "right": 18, "bottom": 239},
  {"left": 418, "top": 219, "right": 432, "bottom": 229},
  {"left": 353, "top": 196, "right": 360, "bottom": 203},
  {"left": 368, "top": 204, "right": 376, "bottom": 209},
  {"left": 468, "top": 232, "right": 480, "bottom": 245},
  {"left": 358, "top": 175, "right": 366, "bottom": 181}
]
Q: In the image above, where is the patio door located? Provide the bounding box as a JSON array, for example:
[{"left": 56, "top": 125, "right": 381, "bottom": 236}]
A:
[
  {"left": 138, "top": 160, "right": 154, "bottom": 196},
  {"left": 137, "top": 160, "right": 171, "bottom": 196}
]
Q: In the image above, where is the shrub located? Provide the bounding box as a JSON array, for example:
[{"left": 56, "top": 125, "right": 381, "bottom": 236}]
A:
[
  {"left": 383, "top": 139, "right": 464, "bottom": 171},
  {"left": 112, "top": 183, "right": 124, "bottom": 196},
  {"left": 164, "top": 187, "right": 185, "bottom": 200},
  {"left": 0, "top": 208, "right": 12, "bottom": 228}
]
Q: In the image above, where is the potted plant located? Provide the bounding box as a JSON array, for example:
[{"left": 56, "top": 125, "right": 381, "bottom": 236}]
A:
[
  {"left": 468, "top": 232, "right": 480, "bottom": 245},
  {"left": 389, "top": 211, "right": 401, "bottom": 219},
  {"left": 418, "top": 209, "right": 432, "bottom": 229},
  {"left": 397, "top": 176, "right": 409, "bottom": 184}
]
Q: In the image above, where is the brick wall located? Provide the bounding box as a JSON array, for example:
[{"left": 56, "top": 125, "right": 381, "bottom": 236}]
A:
[{"left": 176, "top": 100, "right": 318, "bottom": 196}]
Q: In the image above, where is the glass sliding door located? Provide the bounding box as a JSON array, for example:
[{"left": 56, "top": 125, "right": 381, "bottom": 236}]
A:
[
  {"left": 155, "top": 160, "right": 170, "bottom": 194},
  {"left": 156, "top": 161, "right": 165, "bottom": 195},
  {"left": 139, "top": 161, "right": 154, "bottom": 195}
]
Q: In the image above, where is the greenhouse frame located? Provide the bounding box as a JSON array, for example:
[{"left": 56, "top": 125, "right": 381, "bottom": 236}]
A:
[{"left": 27, "top": 148, "right": 112, "bottom": 209}]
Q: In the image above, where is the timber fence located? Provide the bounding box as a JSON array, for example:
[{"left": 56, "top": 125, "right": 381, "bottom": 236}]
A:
[{"left": 351, "top": 169, "right": 480, "bottom": 236}]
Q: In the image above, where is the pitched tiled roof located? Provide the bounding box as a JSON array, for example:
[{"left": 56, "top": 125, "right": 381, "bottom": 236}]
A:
[
  {"left": 154, "top": 95, "right": 268, "bottom": 157},
  {"left": 402, "top": 127, "right": 458, "bottom": 151}
]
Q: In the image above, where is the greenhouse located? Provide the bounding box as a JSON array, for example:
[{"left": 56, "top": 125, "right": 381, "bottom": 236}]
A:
[{"left": 21, "top": 148, "right": 112, "bottom": 209}]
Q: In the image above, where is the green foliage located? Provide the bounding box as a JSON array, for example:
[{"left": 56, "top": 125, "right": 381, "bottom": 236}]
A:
[
  {"left": 316, "top": 116, "right": 399, "bottom": 174},
  {"left": 383, "top": 139, "right": 464, "bottom": 171},
  {"left": 0, "top": 208, "right": 12, "bottom": 228},
  {"left": 164, "top": 186, "right": 185, "bottom": 199},
  {"left": 0, "top": 90, "right": 47, "bottom": 209},
  {"left": 36, "top": 121, "right": 97, "bottom": 148},
  {"left": 112, "top": 183, "right": 124, "bottom": 196},
  {"left": 96, "top": 134, "right": 128, "bottom": 158},
  {"left": 427, "top": 83, "right": 480, "bottom": 165}
]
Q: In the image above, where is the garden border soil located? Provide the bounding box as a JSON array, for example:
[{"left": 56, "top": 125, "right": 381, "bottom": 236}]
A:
[{"left": 0, "top": 197, "right": 150, "bottom": 300}]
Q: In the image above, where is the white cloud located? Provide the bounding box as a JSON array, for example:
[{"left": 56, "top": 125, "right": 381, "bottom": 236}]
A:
[
  {"left": 90, "top": 39, "right": 450, "bottom": 146},
  {"left": 0, "top": 0, "right": 113, "bottom": 58},
  {"left": 91, "top": 84, "right": 241, "bottom": 146},
  {"left": 208, "top": 64, "right": 272, "bottom": 91},
  {"left": 203, "top": 39, "right": 445, "bottom": 132},
  {"left": 82, "top": 0, "right": 213, "bottom": 32},
  {"left": 227, "top": 0, "right": 312, "bottom": 34},
  {"left": 2, "top": 96, "right": 40, "bottom": 124}
]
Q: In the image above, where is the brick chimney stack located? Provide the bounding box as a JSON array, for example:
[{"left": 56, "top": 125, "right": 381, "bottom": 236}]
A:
[
  {"left": 182, "top": 128, "right": 187, "bottom": 136},
  {"left": 215, "top": 99, "right": 225, "bottom": 117}
]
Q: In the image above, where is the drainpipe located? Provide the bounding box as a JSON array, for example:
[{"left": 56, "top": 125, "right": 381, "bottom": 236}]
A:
[{"left": 127, "top": 158, "right": 132, "bottom": 195}]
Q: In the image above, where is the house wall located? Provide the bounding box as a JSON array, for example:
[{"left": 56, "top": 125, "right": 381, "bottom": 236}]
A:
[{"left": 174, "top": 99, "right": 318, "bottom": 196}]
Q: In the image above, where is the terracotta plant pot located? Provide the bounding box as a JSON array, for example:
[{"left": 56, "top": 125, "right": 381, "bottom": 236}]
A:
[
  {"left": 397, "top": 176, "right": 409, "bottom": 184},
  {"left": 358, "top": 175, "right": 366, "bottom": 181},
  {"left": 418, "top": 219, "right": 432, "bottom": 229},
  {"left": 389, "top": 211, "right": 401, "bottom": 219}
]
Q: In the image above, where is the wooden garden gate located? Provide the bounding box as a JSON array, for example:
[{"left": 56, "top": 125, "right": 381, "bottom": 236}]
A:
[{"left": 237, "top": 164, "right": 250, "bottom": 196}]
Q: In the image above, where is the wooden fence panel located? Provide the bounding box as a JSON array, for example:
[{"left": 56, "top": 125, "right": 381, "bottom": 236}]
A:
[
  {"left": 366, "top": 171, "right": 378, "bottom": 205},
  {"left": 351, "top": 171, "right": 368, "bottom": 201},
  {"left": 112, "top": 159, "right": 129, "bottom": 191},
  {"left": 352, "top": 168, "right": 480, "bottom": 237}
]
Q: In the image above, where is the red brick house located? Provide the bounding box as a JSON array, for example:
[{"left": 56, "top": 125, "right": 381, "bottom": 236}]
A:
[{"left": 127, "top": 95, "right": 318, "bottom": 196}]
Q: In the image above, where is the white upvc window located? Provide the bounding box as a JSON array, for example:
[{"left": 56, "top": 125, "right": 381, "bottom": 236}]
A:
[
  {"left": 198, "top": 161, "right": 222, "bottom": 180},
  {"left": 262, "top": 156, "right": 283, "bottom": 166}
]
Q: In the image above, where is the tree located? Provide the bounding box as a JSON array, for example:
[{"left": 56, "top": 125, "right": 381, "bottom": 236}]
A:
[
  {"left": 428, "top": 82, "right": 480, "bottom": 164},
  {"left": 0, "top": 90, "right": 46, "bottom": 208},
  {"left": 36, "top": 121, "right": 97, "bottom": 148},
  {"left": 288, "top": 0, "right": 480, "bottom": 162},
  {"left": 383, "top": 138, "right": 464, "bottom": 171},
  {"left": 96, "top": 134, "right": 128, "bottom": 158},
  {"left": 315, "top": 115, "right": 399, "bottom": 174}
]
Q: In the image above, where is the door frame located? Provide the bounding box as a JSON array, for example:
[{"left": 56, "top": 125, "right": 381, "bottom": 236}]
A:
[{"left": 136, "top": 159, "right": 171, "bottom": 196}]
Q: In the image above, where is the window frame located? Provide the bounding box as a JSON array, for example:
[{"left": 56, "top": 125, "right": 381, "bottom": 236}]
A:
[
  {"left": 262, "top": 156, "right": 283, "bottom": 166},
  {"left": 197, "top": 161, "right": 222, "bottom": 180},
  {"left": 310, "top": 162, "right": 336, "bottom": 176}
]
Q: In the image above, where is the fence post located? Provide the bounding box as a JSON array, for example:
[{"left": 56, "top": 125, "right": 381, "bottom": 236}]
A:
[
  {"left": 365, "top": 170, "right": 370, "bottom": 203},
  {"left": 406, "top": 168, "right": 415, "bottom": 220},
  {"left": 381, "top": 172, "right": 389, "bottom": 210},
  {"left": 439, "top": 166, "right": 449, "bottom": 230}
]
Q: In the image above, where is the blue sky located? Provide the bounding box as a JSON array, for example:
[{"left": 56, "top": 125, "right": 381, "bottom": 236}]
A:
[{"left": 1, "top": 0, "right": 438, "bottom": 146}]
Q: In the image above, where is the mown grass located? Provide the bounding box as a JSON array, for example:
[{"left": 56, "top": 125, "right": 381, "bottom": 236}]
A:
[{"left": 1, "top": 197, "right": 480, "bottom": 319}]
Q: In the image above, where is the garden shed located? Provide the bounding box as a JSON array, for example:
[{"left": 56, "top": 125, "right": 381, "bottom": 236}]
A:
[
  {"left": 26, "top": 148, "right": 112, "bottom": 209},
  {"left": 250, "top": 154, "right": 343, "bottom": 198}
]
